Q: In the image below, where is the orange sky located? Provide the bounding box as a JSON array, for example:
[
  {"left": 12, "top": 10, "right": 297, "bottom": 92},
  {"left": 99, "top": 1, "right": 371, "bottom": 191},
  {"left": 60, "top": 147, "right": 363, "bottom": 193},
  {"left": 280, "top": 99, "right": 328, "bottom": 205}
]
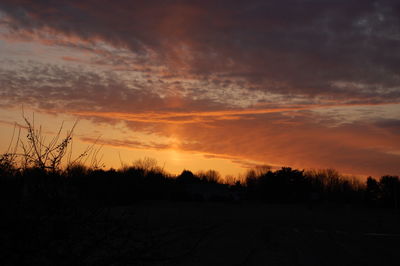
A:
[{"left": 0, "top": 1, "right": 399, "bottom": 178}]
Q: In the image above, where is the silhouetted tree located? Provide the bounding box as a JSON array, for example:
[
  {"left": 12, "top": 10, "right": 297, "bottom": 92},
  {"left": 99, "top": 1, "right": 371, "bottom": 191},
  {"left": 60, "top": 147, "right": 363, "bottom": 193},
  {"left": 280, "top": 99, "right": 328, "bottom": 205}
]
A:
[
  {"left": 365, "top": 177, "right": 380, "bottom": 206},
  {"left": 379, "top": 175, "right": 399, "bottom": 208},
  {"left": 176, "top": 170, "right": 200, "bottom": 184},
  {"left": 198, "top": 170, "right": 221, "bottom": 184}
]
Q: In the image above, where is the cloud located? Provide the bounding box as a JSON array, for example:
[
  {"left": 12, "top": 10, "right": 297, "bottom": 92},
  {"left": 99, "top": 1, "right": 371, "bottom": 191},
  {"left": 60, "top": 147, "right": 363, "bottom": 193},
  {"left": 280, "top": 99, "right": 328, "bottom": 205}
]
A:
[
  {"left": 374, "top": 119, "right": 400, "bottom": 131},
  {"left": 1, "top": 61, "right": 396, "bottom": 120},
  {"left": 0, "top": 61, "right": 219, "bottom": 112},
  {"left": 80, "top": 136, "right": 170, "bottom": 151},
  {"left": 1, "top": 60, "right": 399, "bottom": 176},
  {"left": 1, "top": 0, "right": 400, "bottom": 103},
  {"left": 78, "top": 110, "right": 400, "bottom": 177},
  {"left": 163, "top": 114, "right": 400, "bottom": 176}
]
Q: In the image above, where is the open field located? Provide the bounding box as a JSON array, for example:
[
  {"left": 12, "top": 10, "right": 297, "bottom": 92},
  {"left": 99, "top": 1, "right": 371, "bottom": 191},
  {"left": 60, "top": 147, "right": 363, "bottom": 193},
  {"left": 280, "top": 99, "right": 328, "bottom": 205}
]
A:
[{"left": 2, "top": 201, "right": 399, "bottom": 265}]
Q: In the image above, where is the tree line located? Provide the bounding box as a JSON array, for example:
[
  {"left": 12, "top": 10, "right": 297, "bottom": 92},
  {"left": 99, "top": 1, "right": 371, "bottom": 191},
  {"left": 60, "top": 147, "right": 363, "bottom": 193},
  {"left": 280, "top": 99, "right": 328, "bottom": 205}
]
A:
[
  {"left": 0, "top": 116, "right": 399, "bottom": 209},
  {"left": 1, "top": 158, "right": 399, "bottom": 209}
]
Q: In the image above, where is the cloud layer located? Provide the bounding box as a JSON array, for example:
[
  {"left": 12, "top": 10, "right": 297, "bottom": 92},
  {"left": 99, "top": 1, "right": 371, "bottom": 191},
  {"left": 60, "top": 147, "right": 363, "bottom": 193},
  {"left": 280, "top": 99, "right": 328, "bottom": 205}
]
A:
[
  {"left": 0, "top": 1, "right": 399, "bottom": 176},
  {"left": 2, "top": 0, "right": 400, "bottom": 102}
]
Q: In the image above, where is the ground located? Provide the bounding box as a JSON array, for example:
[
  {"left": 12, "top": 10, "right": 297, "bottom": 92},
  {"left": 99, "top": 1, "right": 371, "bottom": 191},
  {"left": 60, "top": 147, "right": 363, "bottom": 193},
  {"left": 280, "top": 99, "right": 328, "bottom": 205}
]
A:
[{"left": 2, "top": 201, "right": 400, "bottom": 265}]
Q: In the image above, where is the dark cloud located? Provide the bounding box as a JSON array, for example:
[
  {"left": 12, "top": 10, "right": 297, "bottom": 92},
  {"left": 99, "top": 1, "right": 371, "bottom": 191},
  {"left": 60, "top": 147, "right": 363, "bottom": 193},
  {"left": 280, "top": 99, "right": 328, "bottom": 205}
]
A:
[
  {"left": 1, "top": 0, "right": 400, "bottom": 102},
  {"left": 374, "top": 118, "right": 400, "bottom": 134}
]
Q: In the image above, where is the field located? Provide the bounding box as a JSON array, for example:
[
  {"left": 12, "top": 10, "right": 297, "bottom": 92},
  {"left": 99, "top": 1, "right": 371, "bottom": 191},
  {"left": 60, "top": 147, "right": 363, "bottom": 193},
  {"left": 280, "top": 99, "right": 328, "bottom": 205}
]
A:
[{"left": 2, "top": 201, "right": 399, "bottom": 265}]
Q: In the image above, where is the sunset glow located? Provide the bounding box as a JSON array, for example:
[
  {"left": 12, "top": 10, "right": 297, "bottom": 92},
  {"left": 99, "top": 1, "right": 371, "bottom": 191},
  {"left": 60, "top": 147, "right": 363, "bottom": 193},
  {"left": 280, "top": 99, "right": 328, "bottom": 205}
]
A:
[{"left": 1, "top": 0, "right": 399, "bottom": 177}]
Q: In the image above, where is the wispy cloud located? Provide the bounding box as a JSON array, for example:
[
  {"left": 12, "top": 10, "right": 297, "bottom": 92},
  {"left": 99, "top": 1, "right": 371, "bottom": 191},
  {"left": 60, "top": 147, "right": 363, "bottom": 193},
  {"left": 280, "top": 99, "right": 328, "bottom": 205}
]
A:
[{"left": 72, "top": 101, "right": 399, "bottom": 124}]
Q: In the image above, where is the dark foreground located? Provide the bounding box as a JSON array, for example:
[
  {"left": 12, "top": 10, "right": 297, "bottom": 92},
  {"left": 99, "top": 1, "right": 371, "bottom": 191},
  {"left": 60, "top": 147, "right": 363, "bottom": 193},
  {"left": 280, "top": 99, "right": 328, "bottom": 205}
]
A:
[{"left": 1, "top": 201, "right": 399, "bottom": 266}]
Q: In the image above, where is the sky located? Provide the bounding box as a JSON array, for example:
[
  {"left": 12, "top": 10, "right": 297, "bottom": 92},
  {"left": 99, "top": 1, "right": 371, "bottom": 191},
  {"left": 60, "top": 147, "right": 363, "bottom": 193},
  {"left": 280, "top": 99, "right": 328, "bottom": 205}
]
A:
[{"left": 0, "top": 0, "right": 399, "bottom": 178}]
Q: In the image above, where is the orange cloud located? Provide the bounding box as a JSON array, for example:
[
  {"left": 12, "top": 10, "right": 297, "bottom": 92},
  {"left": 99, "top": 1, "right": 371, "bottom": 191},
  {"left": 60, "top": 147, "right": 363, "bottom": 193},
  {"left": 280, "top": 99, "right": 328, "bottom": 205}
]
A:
[
  {"left": 71, "top": 107, "right": 312, "bottom": 124},
  {"left": 61, "top": 56, "right": 82, "bottom": 62},
  {"left": 70, "top": 102, "right": 398, "bottom": 124}
]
